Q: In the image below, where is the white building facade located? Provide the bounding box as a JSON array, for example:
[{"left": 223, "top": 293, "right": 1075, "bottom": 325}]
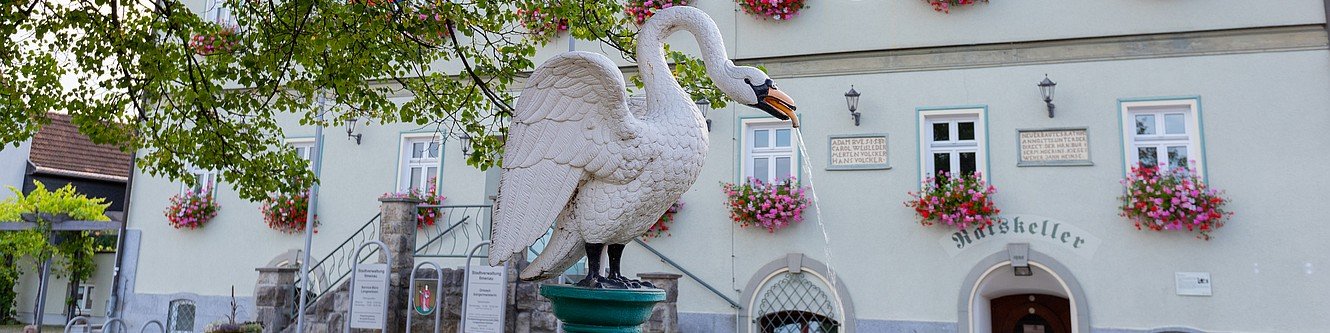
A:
[{"left": 115, "top": 1, "right": 1330, "bottom": 332}]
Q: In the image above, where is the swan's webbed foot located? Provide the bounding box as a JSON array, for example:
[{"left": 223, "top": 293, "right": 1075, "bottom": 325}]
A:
[
  {"left": 575, "top": 273, "right": 629, "bottom": 289},
  {"left": 607, "top": 274, "right": 656, "bottom": 289}
]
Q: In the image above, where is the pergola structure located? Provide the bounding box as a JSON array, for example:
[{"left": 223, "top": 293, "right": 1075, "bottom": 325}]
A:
[{"left": 1, "top": 218, "right": 122, "bottom": 328}]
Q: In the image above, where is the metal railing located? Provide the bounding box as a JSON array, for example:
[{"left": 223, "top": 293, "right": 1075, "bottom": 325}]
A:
[
  {"left": 292, "top": 212, "right": 382, "bottom": 309},
  {"left": 414, "top": 205, "right": 493, "bottom": 258},
  {"left": 633, "top": 238, "right": 742, "bottom": 309}
]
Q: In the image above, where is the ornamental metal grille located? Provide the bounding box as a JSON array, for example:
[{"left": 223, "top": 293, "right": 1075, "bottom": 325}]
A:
[
  {"left": 166, "top": 299, "right": 196, "bottom": 333},
  {"left": 755, "top": 272, "right": 840, "bottom": 333}
]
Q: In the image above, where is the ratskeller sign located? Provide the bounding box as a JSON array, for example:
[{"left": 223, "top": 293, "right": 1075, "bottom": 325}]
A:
[{"left": 939, "top": 214, "right": 1102, "bottom": 258}]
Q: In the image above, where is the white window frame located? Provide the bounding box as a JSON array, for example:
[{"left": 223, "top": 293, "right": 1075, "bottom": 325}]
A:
[
  {"left": 286, "top": 138, "right": 317, "bottom": 171},
  {"left": 396, "top": 132, "right": 443, "bottom": 192},
  {"left": 73, "top": 284, "right": 94, "bottom": 315},
  {"left": 741, "top": 119, "right": 799, "bottom": 183},
  {"left": 917, "top": 107, "right": 988, "bottom": 181},
  {"left": 205, "top": 0, "right": 234, "bottom": 26},
  {"left": 180, "top": 167, "right": 218, "bottom": 197},
  {"left": 1119, "top": 98, "right": 1205, "bottom": 177}
]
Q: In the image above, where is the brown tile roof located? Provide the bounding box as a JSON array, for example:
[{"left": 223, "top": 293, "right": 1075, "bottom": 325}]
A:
[{"left": 28, "top": 113, "right": 132, "bottom": 181}]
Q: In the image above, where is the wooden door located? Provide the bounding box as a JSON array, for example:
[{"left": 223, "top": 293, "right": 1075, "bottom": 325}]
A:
[{"left": 990, "top": 294, "right": 1071, "bottom": 333}]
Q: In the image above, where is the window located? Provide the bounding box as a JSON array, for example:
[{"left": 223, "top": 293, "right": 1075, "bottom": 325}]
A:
[
  {"left": 397, "top": 133, "right": 442, "bottom": 192},
  {"left": 1120, "top": 98, "right": 1204, "bottom": 176},
  {"left": 166, "top": 299, "right": 196, "bottom": 333},
  {"left": 205, "top": 0, "right": 233, "bottom": 26},
  {"left": 743, "top": 121, "right": 798, "bottom": 183},
  {"left": 754, "top": 273, "right": 840, "bottom": 333},
  {"left": 181, "top": 168, "right": 218, "bottom": 196},
  {"left": 918, "top": 107, "right": 988, "bottom": 180},
  {"left": 287, "top": 138, "right": 316, "bottom": 171},
  {"left": 73, "top": 284, "right": 94, "bottom": 315}
]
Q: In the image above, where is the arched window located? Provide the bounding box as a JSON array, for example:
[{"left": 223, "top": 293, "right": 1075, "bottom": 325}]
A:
[
  {"left": 754, "top": 273, "right": 840, "bottom": 333},
  {"left": 166, "top": 299, "right": 196, "bottom": 333},
  {"left": 742, "top": 254, "right": 854, "bottom": 333}
]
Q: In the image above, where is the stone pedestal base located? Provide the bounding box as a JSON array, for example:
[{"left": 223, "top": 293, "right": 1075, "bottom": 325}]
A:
[{"left": 540, "top": 284, "right": 665, "bottom": 333}]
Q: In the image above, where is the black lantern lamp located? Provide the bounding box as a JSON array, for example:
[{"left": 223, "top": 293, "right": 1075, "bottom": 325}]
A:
[
  {"left": 459, "top": 132, "right": 472, "bottom": 157},
  {"left": 845, "top": 85, "right": 861, "bottom": 126},
  {"left": 1038, "top": 75, "right": 1057, "bottom": 118},
  {"left": 344, "top": 116, "right": 363, "bottom": 144},
  {"left": 695, "top": 98, "right": 712, "bottom": 132}
]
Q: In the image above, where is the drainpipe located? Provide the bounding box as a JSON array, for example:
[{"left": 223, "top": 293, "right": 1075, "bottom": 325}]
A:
[{"left": 107, "top": 147, "right": 137, "bottom": 320}]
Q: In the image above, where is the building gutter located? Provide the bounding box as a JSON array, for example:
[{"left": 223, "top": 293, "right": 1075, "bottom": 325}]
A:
[{"left": 106, "top": 147, "right": 137, "bottom": 319}]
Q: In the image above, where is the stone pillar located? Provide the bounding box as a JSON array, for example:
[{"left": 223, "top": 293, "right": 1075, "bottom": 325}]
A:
[
  {"left": 638, "top": 272, "right": 682, "bottom": 333},
  {"left": 255, "top": 266, "right": 300, "bottom": 333},
  {"left": 378, "top": 197, "right": 422, "bottom": 333}
]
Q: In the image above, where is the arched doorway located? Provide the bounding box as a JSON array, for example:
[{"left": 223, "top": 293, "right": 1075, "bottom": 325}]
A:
[
  {"left": 740, "top": 254, "right": 855, "bottom": 333},
  {"left": 958, "top": 245, "right": 1089, "bottom": 333}
]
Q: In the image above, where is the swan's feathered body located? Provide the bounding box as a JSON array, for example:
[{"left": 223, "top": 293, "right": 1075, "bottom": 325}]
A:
[{"left": 489, "top": 7, "right": 796, "bottom": 281}]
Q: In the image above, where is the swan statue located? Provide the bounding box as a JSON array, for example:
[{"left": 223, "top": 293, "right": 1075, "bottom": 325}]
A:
[{"left": 488, "top": 6, "right": 798, "bottom": 289}]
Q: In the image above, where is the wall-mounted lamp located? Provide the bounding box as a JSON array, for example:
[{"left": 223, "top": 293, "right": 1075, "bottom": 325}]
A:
[
  {"left": 844, "top": 85, "right": 861, "bottom": 126},
  {"left": 1009, "top": 243, "right": 1032, "bottom": 276},
  {"left": 695, "top": 98, "right": 712, "bottom": 132},
  {"left": 344, "top": 116, "right": 363, "bottom": 145},
  {"left": 459, "top": 132, "right": 472, "bottom": 157},
  {"left": 1038, "top": 75, "right": 1057, "bottom": 118}
]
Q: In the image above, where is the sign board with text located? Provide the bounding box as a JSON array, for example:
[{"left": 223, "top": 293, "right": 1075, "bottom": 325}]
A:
[
  {"left": 349, "top": 263, "right": 389, "bottom": 329},
  {"left": 1017, "top": 128, "right": 1092, "bottom": 167},
  {"left": 826, "top": 134, "right": 891, "bottom": 171},
  {"left": 1175, "top": 272, "right": 1213, "bottom": 296},
  {"left": 463, "top": 264, "right": 508, "bottom": 333}
]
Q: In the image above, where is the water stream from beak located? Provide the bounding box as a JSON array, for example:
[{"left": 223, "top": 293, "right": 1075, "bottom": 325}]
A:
[{"left": 793, "top": 129, "right": 841, "bottom": 300}]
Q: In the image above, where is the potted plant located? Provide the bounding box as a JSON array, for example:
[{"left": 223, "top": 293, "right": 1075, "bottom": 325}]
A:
[
  {"left": 516, "top": 1, "right": 569, "bottom": 41},
  {"left": 188, "top": 25, "right": 240, "bottom": 56},
  {"left": 925, "top": 0, "right": 988, "bottom": 14},
  {"left": 1119, "top": 164, "right": 1231, "bottom": 240},
  {"left": 260, "top": 192, "right": 318, "bottom": 234},
  {"left": 722, "top": 177, "right": 810, "bottom": 233},
  {"left": 737, "top": 0, "right": 808, "bottom": 21},
  {"left": 905, "top": 171, "right": 1000, "bottom": 231},
  {"left": 642, "top": 200, "right": 684, "bottom": 240},
  {"left": 624, "top": 0, "right": 690, "bottom": 25},
  {"left": 165, "top": 191, "right": 220, "bottom": 230},
  {"left": 380, "top": 177, "right": 446, "bottom": 229},
  {"left": 203, "top": 287, "right": 263, "bottom": 333}
]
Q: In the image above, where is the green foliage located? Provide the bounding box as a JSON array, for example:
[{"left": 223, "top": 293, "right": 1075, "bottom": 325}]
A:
[
  {"left": 0, "top": 181, "right": 110, "bottom": 321},
  {"left": 1, "top": 1, "right": 755, "bottom": 201}
]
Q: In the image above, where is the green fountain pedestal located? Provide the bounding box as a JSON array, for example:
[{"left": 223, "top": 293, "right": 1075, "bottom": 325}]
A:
[{"left": 540, "top": 284, "right": 666, "bottom": 333}]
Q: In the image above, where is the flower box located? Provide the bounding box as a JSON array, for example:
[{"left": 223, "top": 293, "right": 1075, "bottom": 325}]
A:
[
  {"left": 1119, "top": 165, "right": 1231, "bottom": 240},
  {"left": 906, "top": 172, "right": 1000, "bottom": 231},
  {"left": 722, "top": 177, "right": 810, "bottom": 233}
]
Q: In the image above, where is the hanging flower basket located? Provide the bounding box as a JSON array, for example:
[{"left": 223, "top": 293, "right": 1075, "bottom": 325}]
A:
[
  {"left": 260, "top": 192, "right": 319, "bottom": 234},
  {"left": 642, "top": 200, "right": 684, "bottom": 240},
  {"left": 516, "top": 2, "right": 569, "bottom": 41},
  {"left": 188, "top": 26, "right": 240, "bottom": 56},
  {"left": 166, "top": 191, "right": 220, "bottom": 230},
  {"left": 400, "top": 3, "right": 451, "bottom": 45},
  {"left": 737, "top": 0, "right": 807, "bottom": 21},
  {"left": 925, "top": 0, "right": 987, "bottom": 14},
  {"left": 1119, "top": 165, "right": 1231, "bottom": 240},
  {"left": 624, "top": 0, "right": 689, "bottom": 25},
  {"left": 722, "top": 177, "right": 810, "bottom": 233},
  {"left": 905, "top": 171, "right": 1000, "bottom": 231},
  {"left": 379, "top": 177, "right": 446, "bottom": 229}
]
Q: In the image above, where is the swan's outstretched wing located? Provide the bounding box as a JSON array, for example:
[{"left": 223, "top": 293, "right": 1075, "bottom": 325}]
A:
[{"left": 489, "top": 51, "right": 648, "bottom": 266}]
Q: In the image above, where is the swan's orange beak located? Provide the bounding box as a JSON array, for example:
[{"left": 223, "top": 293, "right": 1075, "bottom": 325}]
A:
[{"left": 748, "top": 79, "right": 799, "bottom": 128}]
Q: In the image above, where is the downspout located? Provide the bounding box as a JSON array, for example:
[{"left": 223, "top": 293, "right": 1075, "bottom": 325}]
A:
[{"left": 106, "top": 134, "right": 139, "bottom": 320}]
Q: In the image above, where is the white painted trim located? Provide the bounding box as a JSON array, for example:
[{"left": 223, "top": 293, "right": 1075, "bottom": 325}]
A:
[
  {"left": 918, "top": 107, "right": 989, "bottom": 181},
  {"left": 967, "top": 261, "right": 1079, "bottom": 333},
  {"left": 395, "top": 132, "right": 443, "bottom": 192},
  {"left": 740, "top": 119, "right": 799, "bottom": 183},
  {"left": 1119, "top": 99, "right": 1204, "bottom": 177}
]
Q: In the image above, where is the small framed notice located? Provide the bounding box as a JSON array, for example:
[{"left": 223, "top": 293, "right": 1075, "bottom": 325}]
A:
[
  {"left": 1175, "top": 272, "right": 1213, "bottom": 296},
  {"left": 1016, "top": 128, "right": 1093, "bottom": 167},
  {"left": 349, "top": 263, "right": 389, "bottom": 329},
  {"left": 826, "top": 134, "right": 890, "bottom": 171}
]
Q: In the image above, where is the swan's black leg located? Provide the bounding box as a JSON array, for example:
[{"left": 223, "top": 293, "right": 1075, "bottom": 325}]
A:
[
  {"left": 575, "top": 243, "right": 627, "bottom": 289},
  {"left": 607, "top": 243, "right": 655, "bottom": 289}
]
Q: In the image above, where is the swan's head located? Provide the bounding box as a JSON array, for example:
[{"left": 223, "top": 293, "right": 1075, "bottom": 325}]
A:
[{"left": 719, "top": 66, "right": 799, "bottom": 127}]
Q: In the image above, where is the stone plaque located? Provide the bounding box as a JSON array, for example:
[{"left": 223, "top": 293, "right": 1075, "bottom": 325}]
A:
[
  {"left": 826, "top": 134, "right": 890, "bottom": 170},
  {"left": 1175, "top": 272, "right": 1212, "bottom": 296},
  {"left": 462, "top": 264, "right": 508, "bottom": 333},
  {"left": 1017, "top": 128, "right": 1092, "bottom": 166},
  {"left": 349, "top": 263, "right": 389, "bottom": 329}
]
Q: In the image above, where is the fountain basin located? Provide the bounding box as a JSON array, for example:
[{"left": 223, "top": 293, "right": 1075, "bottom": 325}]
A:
[{"left": 540, "top": 284, "right": 666, "bottom": 333}]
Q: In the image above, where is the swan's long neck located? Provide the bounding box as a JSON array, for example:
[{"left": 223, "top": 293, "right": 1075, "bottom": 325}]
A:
[{"left": 636, "top": 7, "right": 734, "bottom": 107}]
